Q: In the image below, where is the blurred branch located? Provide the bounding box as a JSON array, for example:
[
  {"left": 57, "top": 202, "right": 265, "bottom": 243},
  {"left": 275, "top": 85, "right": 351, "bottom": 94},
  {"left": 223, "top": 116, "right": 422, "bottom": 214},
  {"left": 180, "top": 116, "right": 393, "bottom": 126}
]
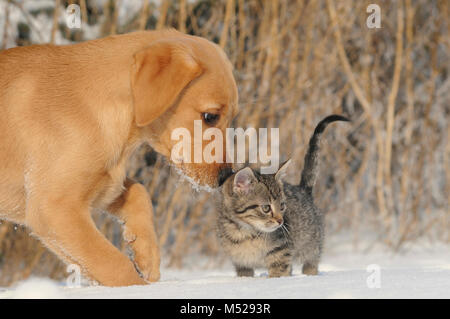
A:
[
  {"left": 10, "top": 0, "right": 44, "bottom": 43},
  {"left": 50, "top": 0, "right": 60, "bottom": 44},
  {"left": 79, "top": 0, "right": 88, "bottom": 25},
  {"left": 384, "top": 0, "right": 404, "bottom": 186},
  {"left": 156, "top": 0, "right": 169, "bottom": 30},
  {"left": 1, "top": 0, "right": 10, "bottom": 50},
  {"left": 139, "top": 0, "right": 150, "bottom": 30},
  {"left": 110, "top": 0, "right": 120, "bottom": 35},
  {"left": 178, "top": 0, "right": 186, "bottom": 33},
  {"left": 220, "top": 0, "right": 234, "bottom": 48},
  {"left": 326, "top": 0, "right": 387, "bottom": 219},
  {"left": 236, "top": 0, "right": 246, "bottom": 69}
]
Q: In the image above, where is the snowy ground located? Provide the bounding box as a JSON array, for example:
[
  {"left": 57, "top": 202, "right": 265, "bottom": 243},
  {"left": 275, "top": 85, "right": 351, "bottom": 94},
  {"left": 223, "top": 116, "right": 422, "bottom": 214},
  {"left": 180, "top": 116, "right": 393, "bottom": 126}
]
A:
[{"left": 1, "top": 243, "right": 449, "bottom": 299}]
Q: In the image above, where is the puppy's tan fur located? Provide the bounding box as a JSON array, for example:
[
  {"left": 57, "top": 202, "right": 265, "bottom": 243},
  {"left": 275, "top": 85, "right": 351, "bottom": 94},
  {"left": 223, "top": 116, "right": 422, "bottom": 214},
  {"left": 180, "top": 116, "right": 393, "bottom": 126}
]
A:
[{"left": 0, "top": 30, "right": 238, "bottom": 286}]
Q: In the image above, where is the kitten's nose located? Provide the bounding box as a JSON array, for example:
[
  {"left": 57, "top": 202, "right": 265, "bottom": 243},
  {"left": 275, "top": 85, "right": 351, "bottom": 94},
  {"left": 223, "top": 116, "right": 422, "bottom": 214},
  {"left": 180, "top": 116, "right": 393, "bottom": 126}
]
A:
[{"left": 275, "top": 216, "right": 283, "bottom": 225}]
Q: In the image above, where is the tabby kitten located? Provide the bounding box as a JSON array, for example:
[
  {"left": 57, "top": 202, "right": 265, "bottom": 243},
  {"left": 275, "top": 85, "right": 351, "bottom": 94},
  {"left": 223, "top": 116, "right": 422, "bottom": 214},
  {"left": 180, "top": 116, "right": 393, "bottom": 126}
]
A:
[{"left": 216, "top": 115, "right": 349, "bottom": 277}]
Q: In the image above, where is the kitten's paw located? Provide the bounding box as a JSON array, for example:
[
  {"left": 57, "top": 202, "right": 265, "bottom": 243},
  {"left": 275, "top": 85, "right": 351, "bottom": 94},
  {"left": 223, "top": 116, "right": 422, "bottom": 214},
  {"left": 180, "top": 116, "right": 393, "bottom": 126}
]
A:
[
  {"left": 302, "top": 263, "right": 318, "bottom": 275},
  {"left": 268, "top": 271, "right": 291, "bottom": 278},
  {"left": 235, "top": 267, "right": 254, "bottom": 277},
  {"left": 268, "top": 264, "right": 292, "bottom": 277}
]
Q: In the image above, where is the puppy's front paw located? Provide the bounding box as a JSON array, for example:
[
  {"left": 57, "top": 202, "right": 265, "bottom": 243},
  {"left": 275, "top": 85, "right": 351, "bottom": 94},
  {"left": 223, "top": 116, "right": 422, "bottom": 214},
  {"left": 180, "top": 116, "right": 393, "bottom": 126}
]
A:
[
  {"left": 128, "top": 235, "right": 161, "bottom": 283},
  {"left": 136, "top": 253, "right": 161, "bottom": 283}
]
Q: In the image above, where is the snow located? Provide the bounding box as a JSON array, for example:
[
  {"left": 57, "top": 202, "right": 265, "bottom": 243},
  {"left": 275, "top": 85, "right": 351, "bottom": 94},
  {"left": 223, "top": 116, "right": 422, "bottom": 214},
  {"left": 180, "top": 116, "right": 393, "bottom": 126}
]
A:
[
  {"left": 1, "top": 245, "right": 449, "bottom": 299},
  {"left": 4, "top": 278, "right": 63, "bottom": 299}
]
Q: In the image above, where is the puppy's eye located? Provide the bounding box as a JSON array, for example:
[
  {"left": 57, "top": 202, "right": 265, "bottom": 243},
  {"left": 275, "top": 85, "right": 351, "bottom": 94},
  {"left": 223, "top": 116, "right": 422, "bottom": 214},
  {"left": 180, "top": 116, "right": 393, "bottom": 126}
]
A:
[
  {"left": 280, "top": 202, "right": 286, "bottom": 211},
  {"left": 202, "top": 113, "right": 220, "bottom": 125},
  {"left": 261, "top": 205, "right": 271, "bottom": 213}
]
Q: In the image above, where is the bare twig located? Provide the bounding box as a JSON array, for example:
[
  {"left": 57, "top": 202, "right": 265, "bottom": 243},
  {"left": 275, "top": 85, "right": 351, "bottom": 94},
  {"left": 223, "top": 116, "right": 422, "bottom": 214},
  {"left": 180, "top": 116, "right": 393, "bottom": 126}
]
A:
[
  {"left": 178, "top": 0, "right": 187, "bottom": 33},
  {"left": 139, "top": 0, "right": 150, "bottom": 30},
  {"left": 326, "top": 0, "right": 387, "bottom": 219},
  {"left": 1, "top": 0, "right": 10, "bottom": 50},
  {"left": 156, "top": 0, "right": 169, "bottom": 30},
  {"left": 220, "top": 0, "right": 234, "bottom": 49},
  {"left": 50, "top": 0, "right": 61, "bottom": 44},
  {"left": 384, "top": 0, "right": 404, "bottom": 186}
]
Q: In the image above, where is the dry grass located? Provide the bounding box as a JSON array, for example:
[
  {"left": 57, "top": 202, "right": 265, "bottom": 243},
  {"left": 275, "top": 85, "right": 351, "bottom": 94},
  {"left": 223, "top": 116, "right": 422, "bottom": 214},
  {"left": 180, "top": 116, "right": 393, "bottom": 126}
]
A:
[{"left": 0, "top": 0, "right": 448, "bottom": 286}]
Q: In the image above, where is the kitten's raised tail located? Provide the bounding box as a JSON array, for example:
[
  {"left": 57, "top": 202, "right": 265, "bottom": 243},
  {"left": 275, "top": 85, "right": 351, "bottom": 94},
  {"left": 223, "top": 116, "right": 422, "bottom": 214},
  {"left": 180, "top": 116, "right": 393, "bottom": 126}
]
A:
[{"left": 299, "top": 115, "right": 350, "bottom": 194}]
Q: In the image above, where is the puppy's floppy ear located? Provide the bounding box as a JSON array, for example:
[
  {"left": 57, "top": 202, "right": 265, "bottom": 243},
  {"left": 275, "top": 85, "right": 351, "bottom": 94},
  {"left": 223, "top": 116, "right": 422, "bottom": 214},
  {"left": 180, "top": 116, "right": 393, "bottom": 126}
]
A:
[{"left": 131, "top": 40, "right": 203, "bottom": 127}]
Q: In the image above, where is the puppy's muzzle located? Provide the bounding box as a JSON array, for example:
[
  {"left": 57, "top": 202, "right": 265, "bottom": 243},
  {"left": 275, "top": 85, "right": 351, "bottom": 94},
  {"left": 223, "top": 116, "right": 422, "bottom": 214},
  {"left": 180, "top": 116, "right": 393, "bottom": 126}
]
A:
[{"left": 218, "top": 166, "right": 233, "bottom": 187}]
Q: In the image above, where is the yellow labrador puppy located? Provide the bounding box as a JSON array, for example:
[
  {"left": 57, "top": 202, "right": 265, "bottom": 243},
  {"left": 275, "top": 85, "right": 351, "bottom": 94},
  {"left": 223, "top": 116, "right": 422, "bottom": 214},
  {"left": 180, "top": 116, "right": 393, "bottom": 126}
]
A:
[{"left": 0, "top": 30, "right": 238, "bottom": 286}]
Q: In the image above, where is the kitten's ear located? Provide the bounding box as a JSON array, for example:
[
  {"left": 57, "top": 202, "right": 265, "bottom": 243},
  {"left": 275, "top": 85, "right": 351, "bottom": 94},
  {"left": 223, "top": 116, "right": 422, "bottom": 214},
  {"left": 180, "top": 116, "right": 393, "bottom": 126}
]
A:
[
  {"left": 275, "top": 159, "right": 291, "bottom": 182},
  {"left": 233, "top": 167, "right": 257, "bottom": 194}
]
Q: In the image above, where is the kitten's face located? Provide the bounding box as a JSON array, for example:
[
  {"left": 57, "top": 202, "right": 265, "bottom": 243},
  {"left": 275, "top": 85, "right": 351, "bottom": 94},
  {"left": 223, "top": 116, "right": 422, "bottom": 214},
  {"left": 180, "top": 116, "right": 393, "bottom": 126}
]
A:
[{"left": 221, "top": 163, "right": 290, "bottom": 233}]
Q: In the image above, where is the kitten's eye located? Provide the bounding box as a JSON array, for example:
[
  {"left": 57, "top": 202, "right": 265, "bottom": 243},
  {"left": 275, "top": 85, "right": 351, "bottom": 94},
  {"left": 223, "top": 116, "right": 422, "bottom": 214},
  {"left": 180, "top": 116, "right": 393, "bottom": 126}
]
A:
[
  {"left": 261, "top": 205, "right": 271, "bottom": 213},
  {"left": 280, "top": 202, "right": 286, "bottom": 211},
  {"left": 202, "top": 113, "right": 220, "bottom": 126}
]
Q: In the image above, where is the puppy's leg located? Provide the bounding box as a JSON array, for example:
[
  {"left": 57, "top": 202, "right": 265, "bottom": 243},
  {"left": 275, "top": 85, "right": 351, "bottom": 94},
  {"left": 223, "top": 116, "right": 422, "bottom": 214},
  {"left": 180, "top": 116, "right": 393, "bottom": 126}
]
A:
[
  {"left": 108, "top": 179, "right": 160, "bottom": 282},
  {"left": 27, "top": 198, "right": 146, "bottom": 287}
]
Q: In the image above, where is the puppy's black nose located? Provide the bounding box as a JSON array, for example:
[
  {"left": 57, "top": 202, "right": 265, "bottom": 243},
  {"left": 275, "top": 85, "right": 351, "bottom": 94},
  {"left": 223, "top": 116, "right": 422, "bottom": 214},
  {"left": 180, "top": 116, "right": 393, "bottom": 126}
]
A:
[{"left": 218, "top": 166, "right": 233, "bottom": 186}]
